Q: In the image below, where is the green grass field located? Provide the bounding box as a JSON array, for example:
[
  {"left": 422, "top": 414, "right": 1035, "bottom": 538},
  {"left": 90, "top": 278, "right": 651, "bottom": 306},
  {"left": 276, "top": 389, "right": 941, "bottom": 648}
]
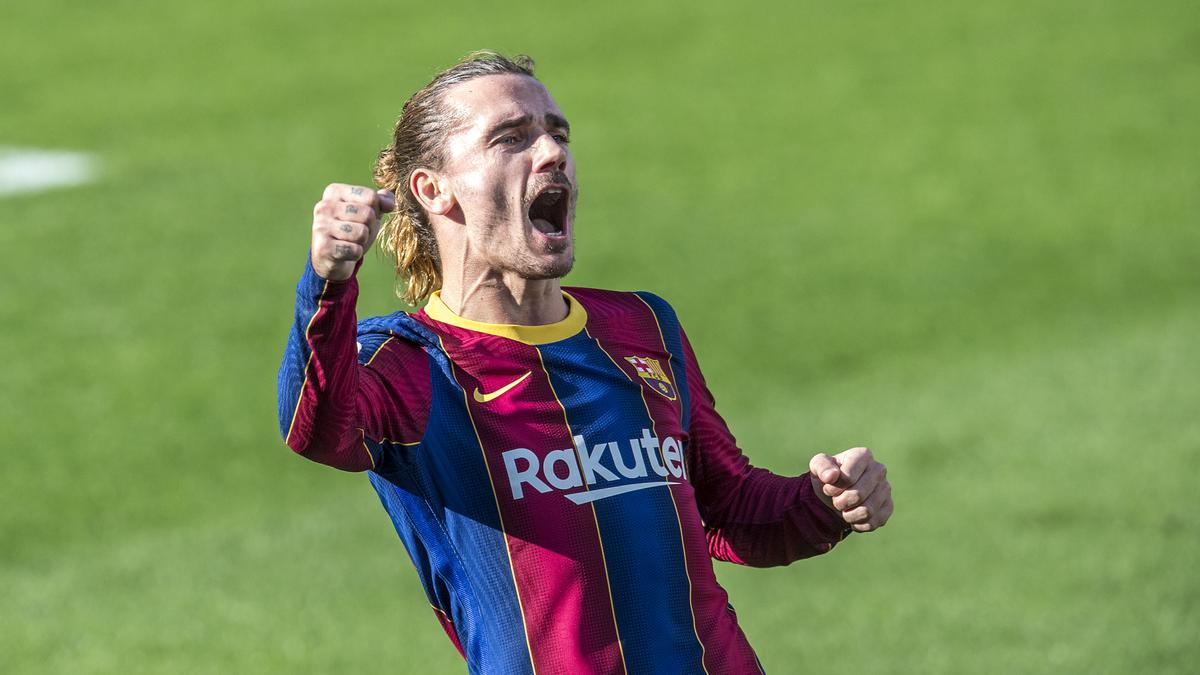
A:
[{"left": 2, "top": 1, "right": 1197, "bottom": 672}]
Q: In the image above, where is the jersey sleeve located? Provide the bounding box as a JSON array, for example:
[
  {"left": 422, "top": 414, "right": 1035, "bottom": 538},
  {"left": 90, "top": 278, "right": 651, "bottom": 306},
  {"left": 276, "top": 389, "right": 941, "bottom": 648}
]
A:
[
  {"left": 681, "top": 329, "right": 850, "bottom": 567},
  {"left": 276, "top": 259, "right": 429, "bottom": 471}
]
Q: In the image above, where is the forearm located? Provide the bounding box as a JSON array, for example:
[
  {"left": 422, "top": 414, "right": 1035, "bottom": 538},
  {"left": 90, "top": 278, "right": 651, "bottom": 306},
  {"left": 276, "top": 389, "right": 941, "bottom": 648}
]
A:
[
  {"left": 682, "top": 331, "right": 849, "bottom": 566},
  {"left": 702, "top": 467, "right": 849, "bottom": 567},
  {"left": 277, "top": 259, "right": 373, "bottom": 471}
]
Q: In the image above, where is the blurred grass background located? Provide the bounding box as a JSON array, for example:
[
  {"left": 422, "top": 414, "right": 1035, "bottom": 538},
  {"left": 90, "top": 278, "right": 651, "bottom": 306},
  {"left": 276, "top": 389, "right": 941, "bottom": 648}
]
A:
[{"left": 2, "top": 0, "right": 1197, "bottom": 672}]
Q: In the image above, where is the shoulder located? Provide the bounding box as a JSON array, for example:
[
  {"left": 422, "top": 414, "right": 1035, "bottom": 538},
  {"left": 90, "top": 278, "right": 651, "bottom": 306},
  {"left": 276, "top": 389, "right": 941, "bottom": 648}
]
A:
[
  {"left": 354, "top": 310, "right": 438, "bottom": 367},
  {"left": 565, "top": 286, "right": 679, "bottom": 322}
]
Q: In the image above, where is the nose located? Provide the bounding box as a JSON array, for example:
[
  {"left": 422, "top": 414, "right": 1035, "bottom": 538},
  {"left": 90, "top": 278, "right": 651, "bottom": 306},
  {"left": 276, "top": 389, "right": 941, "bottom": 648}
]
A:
[{"left": 531, "top": 132, "right": 568, "bottom": 174}]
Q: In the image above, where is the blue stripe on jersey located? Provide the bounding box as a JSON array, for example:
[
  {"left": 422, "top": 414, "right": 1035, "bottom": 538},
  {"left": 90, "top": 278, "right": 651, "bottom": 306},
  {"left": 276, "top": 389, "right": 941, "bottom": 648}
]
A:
[
  {"left": 368, "top": 463, "right": 452, "bottom": 608},
  {"left": 633, "top": 292, "right": 691, "bottom": 430},
  {"left": 538, "top": 332, "right": 706, "bottom": 674},
  {"left": 277, "top": 258, "right": 328, "bottom": 438},
  {"left": 360, "top": 316, "right": 533, "bottom": 675}
]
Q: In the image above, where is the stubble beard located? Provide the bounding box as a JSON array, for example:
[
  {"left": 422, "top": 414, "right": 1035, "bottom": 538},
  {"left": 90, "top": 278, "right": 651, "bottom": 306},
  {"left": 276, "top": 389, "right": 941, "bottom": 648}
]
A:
[
  {"left": 520, "top": 249, "right": 574, "bottom": 280},
  {"left": 479, "top": 177, "right": 577, "bottom": 281}
]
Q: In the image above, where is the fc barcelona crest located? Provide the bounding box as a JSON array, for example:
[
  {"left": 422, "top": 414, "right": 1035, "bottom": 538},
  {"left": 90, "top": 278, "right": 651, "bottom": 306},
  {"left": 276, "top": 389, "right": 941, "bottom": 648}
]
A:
[{"left": 624, "top": 356, "right": 677, "bottom": 400}]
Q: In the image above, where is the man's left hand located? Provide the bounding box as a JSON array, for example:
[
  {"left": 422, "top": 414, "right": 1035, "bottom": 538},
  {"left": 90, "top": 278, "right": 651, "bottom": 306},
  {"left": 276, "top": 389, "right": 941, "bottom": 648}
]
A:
[{"left": 809, "top": 447, "right": 893, "bottom": 532}]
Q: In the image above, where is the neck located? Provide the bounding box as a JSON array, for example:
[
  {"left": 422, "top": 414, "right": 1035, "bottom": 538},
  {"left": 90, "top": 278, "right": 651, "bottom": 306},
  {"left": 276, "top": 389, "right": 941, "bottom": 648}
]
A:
[{"left": 438, "top": 272, "right": 567, "bottom": 326}]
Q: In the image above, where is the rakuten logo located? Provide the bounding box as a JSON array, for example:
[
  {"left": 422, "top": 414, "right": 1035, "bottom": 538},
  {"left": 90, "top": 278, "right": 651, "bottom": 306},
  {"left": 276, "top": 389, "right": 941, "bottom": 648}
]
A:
[{"left": 502, "top": 429, "right": 686, "bottom": 505}]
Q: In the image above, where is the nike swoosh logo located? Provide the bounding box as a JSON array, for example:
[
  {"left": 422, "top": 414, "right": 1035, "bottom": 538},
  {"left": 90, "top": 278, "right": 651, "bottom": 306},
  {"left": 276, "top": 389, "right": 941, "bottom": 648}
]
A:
[
  {"left": 472, "top": 371, "right": 532, "bottom": 403},
  {"left": 564, "top": 481, "right": 679, "bottom": 505}
]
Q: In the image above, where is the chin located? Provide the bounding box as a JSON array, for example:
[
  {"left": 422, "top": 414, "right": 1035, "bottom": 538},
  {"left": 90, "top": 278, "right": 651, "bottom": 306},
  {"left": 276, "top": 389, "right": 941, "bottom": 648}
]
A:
[{"left": 520, "top": 252, "right": 575, "bottom": 280}]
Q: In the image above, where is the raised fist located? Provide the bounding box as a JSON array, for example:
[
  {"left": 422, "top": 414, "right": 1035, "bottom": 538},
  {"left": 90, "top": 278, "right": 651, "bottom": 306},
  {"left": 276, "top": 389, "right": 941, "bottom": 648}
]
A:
[
  {"left": 809, "top": 447, "right": 893, "bottom": 532},
  {"left": 311, "top": 183, "right": 396, "bottom": 281}
]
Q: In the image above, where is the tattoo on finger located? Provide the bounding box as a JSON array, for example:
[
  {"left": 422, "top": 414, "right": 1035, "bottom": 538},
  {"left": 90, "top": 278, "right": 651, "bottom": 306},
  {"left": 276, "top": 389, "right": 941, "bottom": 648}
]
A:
[
  {"left": 334, "top": 244, "right": 354, "bottom": 259},
  {"left": 340, "top": 223, "right": 353, "bottom": 234},
  {"left": 350, "top": 187, "right": 364, "bottom": 196},
  {"left": 346, "top": 204, "right": 359, "bottom": 215}
]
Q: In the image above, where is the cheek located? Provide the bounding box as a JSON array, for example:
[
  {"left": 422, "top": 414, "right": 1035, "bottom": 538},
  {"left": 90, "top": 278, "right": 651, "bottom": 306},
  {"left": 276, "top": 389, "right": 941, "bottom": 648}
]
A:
[{"left": 491, "top": 182, "right": 509, "bottom": 217}]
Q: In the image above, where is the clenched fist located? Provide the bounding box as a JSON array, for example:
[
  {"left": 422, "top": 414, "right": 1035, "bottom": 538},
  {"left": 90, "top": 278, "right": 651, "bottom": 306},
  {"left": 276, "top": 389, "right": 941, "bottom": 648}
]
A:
[
  {"left": 311, "top": 183, "right": 396, "bottom": 281},
  {"left": 809, "top": 447, "right": 893, "bottom": 532}
]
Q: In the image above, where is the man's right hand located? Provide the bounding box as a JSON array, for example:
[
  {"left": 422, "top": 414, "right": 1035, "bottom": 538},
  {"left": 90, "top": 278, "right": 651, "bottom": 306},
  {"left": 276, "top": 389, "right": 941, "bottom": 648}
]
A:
[{"left": 311, "top": 183, "right": 396, "bottom": 281}]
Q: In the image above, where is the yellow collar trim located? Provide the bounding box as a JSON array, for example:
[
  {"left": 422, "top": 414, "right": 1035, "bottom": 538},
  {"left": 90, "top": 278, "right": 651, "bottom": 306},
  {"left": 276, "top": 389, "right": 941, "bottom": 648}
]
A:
[{"left": 424, "top": 291, "right": 587, "bottom": 345}]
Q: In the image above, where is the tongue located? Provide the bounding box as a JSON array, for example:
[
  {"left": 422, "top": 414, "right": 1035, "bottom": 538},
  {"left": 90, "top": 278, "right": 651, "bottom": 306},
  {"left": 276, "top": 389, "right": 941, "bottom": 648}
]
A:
[{"left": 533, "top": 218, "right": 559, "bottom": 234}]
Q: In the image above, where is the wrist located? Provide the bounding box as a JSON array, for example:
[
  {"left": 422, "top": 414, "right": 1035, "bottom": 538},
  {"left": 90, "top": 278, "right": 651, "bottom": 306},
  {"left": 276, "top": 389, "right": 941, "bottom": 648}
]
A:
[
  {"left": 300, "top": 255, "right": 359, "bottom": 299},
  {"left": 809, "top": 472, "right": 838, "bottom": 513},
  {"left": 311, "top": 257, "right": 361, "bottom": 283}
]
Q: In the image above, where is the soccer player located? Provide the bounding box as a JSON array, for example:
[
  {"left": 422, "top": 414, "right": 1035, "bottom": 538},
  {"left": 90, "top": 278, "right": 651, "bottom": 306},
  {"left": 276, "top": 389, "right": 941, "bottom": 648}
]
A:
[{"left": 278, "top": 51, "right": 892, "bottom": 674}]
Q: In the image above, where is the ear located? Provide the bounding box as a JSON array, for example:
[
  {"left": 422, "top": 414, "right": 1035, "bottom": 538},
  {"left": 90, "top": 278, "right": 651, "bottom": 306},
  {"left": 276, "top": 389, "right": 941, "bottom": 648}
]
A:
[{"left": 410, "top": 168, "right": 455, "bottom": 216}]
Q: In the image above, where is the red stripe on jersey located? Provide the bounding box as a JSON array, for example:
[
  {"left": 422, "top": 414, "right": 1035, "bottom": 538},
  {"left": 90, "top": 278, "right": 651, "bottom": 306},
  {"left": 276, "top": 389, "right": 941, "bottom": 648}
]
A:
[{"left": 357, "top": 337, "right": 432, "bottom": 446}]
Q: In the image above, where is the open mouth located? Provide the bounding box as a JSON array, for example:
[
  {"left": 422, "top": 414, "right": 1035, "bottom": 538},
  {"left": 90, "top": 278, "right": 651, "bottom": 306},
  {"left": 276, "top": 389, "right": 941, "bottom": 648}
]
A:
[{"left": 528, "top": 186, "right": 569, "bottom": 237}]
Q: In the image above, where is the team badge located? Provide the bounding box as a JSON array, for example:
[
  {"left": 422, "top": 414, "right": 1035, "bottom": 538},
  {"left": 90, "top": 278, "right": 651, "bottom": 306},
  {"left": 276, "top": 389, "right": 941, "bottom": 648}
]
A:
[{"left": 624, "top": 356, "right": 677, "bottom": 400}]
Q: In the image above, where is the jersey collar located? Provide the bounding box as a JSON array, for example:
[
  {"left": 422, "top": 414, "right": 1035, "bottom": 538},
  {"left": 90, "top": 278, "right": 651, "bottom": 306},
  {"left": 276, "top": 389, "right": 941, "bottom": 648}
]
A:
[{"left": 424, "top": 290, "right": 588, "bottom": 345}]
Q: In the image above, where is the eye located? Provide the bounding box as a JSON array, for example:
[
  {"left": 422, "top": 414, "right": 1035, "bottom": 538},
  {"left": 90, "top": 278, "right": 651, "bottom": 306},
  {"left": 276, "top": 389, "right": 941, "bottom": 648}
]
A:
[
  {"left": 553, "top": 133, "right": 570, "bottom": 144},
  {"left": 498, "top": 134, "right": 521, "bottom": 146}
]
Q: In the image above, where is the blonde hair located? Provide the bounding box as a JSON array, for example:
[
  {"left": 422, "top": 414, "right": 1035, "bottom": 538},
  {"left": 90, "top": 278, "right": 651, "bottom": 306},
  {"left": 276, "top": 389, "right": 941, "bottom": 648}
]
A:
[{"left": 374, "top": 50, "right": 537, "bottom": 305}]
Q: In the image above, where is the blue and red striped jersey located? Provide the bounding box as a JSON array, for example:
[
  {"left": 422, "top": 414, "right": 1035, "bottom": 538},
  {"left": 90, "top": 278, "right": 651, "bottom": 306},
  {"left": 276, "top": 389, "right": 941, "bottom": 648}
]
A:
[{"left": 278, "top": 260, "right": 849, "bottom": 673}]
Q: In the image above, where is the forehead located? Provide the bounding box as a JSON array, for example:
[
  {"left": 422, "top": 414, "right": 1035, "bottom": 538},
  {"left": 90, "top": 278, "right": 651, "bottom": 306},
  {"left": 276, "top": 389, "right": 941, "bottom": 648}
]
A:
[{"left": 441, "top": 74, "right": 563, "bottom": 136}]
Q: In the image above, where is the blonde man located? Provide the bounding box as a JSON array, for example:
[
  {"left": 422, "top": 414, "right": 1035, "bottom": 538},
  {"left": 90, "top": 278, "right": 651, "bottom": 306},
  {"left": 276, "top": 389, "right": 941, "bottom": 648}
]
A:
[{"left": 279, "top": 51, "right": 892, "bottom": 673}]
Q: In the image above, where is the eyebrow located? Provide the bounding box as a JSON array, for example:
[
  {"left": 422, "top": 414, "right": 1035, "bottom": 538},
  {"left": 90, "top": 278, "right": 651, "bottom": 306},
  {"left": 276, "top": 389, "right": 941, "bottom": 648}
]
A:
[
  {"left": 485, "top": 113, "right": 571, "bottom": 139},
  {"left": 486, "top": 114, "right": 532, "bottom": 139},
  {"left": 546, "top": 113, "right": 570, "bottom": 134}
]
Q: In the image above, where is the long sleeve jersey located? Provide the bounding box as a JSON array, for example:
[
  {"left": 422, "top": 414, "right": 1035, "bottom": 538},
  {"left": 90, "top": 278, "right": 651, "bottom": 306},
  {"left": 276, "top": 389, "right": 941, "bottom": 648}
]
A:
[{"left": 277, "top": 260, "right": 849, "bottom": 674}]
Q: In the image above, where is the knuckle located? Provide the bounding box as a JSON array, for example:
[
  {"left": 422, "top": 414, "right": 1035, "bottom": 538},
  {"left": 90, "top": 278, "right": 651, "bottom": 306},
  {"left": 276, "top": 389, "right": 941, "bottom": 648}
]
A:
[
  {"left": 319, "top": 238, "right": 342, "bottom": 256},
  {"left": 322, "top": 183, "right": 345, "bottom": 200},
  {"left": 344, "top": 202, "right": 371, "bottom": 222},
  {"left": 843, "top": 506, "right": 869, "bottom": 524},
  {"left": 312, "top": 218, "right": 333, "bottom": 235},
  {"left": 330, "top": 245, "right": 358, "bottom": 261}
]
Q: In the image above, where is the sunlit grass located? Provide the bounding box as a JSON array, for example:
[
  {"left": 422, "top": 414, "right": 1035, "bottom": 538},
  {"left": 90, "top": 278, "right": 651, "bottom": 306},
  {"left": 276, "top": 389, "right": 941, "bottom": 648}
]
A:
[{"left": 1, "top": 1, "right": 1196, "bottom": 672}]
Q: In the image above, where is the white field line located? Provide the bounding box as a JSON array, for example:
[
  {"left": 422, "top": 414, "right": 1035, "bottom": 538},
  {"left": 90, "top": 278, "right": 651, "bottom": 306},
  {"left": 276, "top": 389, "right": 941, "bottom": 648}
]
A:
[{"left": 0, "top": 147, "right": 97, "bottom": 197}]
